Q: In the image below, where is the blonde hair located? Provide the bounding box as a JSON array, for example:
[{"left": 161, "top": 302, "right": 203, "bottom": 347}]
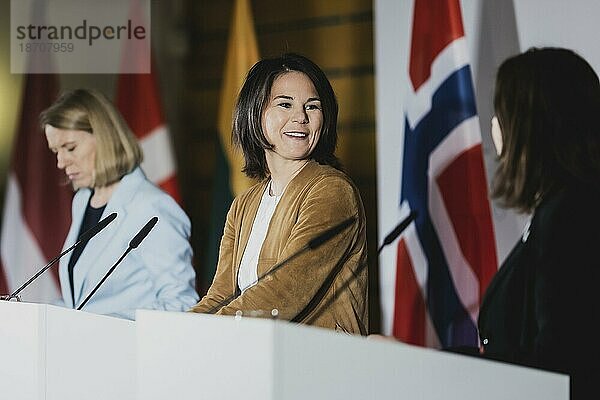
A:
[{"left": 40, "top": 89, "right": 143, "bottom": 187}]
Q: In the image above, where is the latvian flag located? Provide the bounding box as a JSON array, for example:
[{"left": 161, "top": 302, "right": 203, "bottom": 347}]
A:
[
  {"left": 393, "top": 0, "right": 497, "bottom": 348},
  {"left": 0, "top": 2, "right": 71, "bottom": 301}
]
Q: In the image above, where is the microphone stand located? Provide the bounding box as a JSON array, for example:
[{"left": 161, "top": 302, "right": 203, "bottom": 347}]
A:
[
  {"left": 76, "top": 216, "right": 158, "bottom": 311},
  {"left": 205, "top": 216, "right": 356, "bottom": 314},
  {"left": 303, "top": 260, "right": 368, "bottom": 326},
  {"left": 76, "top": 248, "right": 132, "bottom": 310},
  {"left": 206, "top": 242, "right": 323, "bottom": 315},
  {"left": 305, "top": 211, "right": 417, "bottom": 326},
  {"left": 4, "top": 245, "right": 79, "bottom": 301},
  {"left": 3, "top": 212, "right": 118, "bottom": 301}
]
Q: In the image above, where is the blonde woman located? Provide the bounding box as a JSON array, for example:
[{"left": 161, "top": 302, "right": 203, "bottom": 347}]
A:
[{"left": 41, "top": 89, "right": 198, "bottom": 319}]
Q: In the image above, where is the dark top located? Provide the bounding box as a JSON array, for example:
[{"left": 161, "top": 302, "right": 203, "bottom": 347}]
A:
[
  {"left": 478, "top": 184, "right": 600, "bottom": 399},
  {"left": 68, "top": 195, "right": 105, "bottom": 307}
]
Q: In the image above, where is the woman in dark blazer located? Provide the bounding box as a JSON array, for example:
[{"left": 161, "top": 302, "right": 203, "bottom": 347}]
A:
[{"left": 479, "top": 47, "right": 600, "bottom": 399}]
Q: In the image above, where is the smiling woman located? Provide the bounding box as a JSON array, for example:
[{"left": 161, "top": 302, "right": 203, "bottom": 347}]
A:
[
  {"left": 190, "top": 53, "right": 368, "bottom": 335},
  {"left": 261, "top": 71, "right": 323, "bottom": 183}
]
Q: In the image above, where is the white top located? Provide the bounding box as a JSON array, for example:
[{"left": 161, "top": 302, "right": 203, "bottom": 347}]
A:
[{"left": 237, "top": 182, "right": 282, "bottom": 293}]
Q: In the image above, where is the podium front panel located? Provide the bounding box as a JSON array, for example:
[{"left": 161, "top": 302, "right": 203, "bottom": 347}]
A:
[
  {"left": 0, "top": 302, "right": 135, "bottom": 400},
  {"left": 137, "top": 311, "right": 275, "bottom": 400},
  {"left": 45, "top": 306, "right": 135, "bottom": 400},
  {"left": 136, "top": 310, "right": 568, "bottom": 400},
  {"left": 0, "top": 302, "right": 45, "bottom": 400},
  {"left": 276, "top": 323, "right": 569, "bottom": 400}
]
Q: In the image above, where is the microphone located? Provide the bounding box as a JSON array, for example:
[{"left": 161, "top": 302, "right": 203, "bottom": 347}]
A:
[
  {"left": 78, "top": 212, "right": 118, "bottom": 243},
  {"left": 3, "top": 212, "right": 117, "bottom": 301},
  {"left": 305, "top": 212, "right": 416, "bottom": 325},
  {"left": 205, "top": 216, "right": 357, "bottom": 314},
  {"left": 76, "top": 216, "right": 158, "bottom": 311},
  {"left": 377, "top": 211, "right": 417, "bottom": 254},
  {"left": 129, "top": 216, "right": 158, "bottom": 249}
]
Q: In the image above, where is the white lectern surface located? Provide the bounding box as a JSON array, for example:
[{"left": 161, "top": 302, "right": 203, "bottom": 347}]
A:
[
  {"left": 0, "top": 301, "right": 135, "bottom": 400},
  {"left": 136, "top": 310, "right": 568, "bottom": 400}
]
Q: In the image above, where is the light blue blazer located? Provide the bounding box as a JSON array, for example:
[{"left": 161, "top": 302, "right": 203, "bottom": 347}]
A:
[{"left": 57, "top": 167, "right": 198, "bottom": 319}]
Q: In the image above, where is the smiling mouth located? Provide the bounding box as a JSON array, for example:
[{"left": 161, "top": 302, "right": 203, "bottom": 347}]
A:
[{"left": 284, "top": 131, "right": 308, "bottom": 138}]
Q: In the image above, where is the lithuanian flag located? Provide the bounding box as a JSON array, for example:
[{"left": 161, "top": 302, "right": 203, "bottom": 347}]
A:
[{"left": 202, "top": 0, "right": 259, "bottom": 290}]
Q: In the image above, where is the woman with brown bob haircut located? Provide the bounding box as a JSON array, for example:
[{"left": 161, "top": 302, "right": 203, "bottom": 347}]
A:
[
  {"left": 41, "top": 89, "right": 198, "bottom": 319},
  {"left": 190, "top": 53, "right": 368, "bottom": 335},
  {"left": 479, "top": 48, "right": 600, "bottom": 399}
]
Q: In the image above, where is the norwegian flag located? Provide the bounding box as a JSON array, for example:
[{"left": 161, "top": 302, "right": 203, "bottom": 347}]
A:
[
  {"left": 116, "top": 0, "right": 180, "bottom": 202},
  {"left": 391, "top": 0, "right": 498, "bottom": 348}
]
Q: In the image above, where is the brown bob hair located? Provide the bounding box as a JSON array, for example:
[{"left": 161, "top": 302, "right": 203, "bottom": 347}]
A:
[
  {"left": 40, "top": 89, "right": 143, "bottom": 188},
  {"left": 492, "top": 47, "right": 600, "bottom": 213},
  {"left": 232, "top": 53, "right": 341, "bottom": 180}
]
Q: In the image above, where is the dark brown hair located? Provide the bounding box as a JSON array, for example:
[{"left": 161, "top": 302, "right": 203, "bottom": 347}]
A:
[
  {"left": 232, "top": 53, "right": 341, "bottom": 180},
  {"left": 492, "top": 47, "right": 600, "bottom": 212}
]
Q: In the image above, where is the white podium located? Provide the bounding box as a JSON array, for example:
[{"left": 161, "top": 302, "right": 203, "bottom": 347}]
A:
[
  {"left": 136, "top": 310, "right": 569, "bottom": 400},
  {"left": 0, "top": 301, "right": 135, "bottom": 400}
]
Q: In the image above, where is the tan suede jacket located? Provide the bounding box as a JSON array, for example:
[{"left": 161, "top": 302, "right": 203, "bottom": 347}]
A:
[{"left": 190, "top": 160, "right": 368, "bottom": 335}]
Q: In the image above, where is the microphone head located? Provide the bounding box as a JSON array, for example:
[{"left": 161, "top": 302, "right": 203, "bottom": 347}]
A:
[
  {"left": 379, "top": 211, "right": 418, "bottom": 251},
  {"left": 129, "top": 216, "right": 158, "bottom": 249},
  {"left": 77, "top": 212, "right": 117, "bottom": 243}
]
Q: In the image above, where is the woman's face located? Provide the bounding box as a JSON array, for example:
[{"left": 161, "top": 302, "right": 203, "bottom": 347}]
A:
[
  {"left": 491, "top": 116, "right": 503, "bottom": 156},
  {"left": 262, "top": 71, "right": 323, "bottom": 164},
  {"left": 45, "top": 125, "right": 97, "bottom": 189}
]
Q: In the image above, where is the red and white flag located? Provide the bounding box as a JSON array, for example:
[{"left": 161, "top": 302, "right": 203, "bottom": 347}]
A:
[
  {"left": 115, "top": 0, "right": 180, "bottom": 201},
  {"left": 0, "top": 63, "right": 71, "bottom": 301}
]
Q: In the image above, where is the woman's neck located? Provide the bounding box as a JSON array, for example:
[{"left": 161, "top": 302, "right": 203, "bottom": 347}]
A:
[
  {"left": 266, "top": 157, "right": 309, "bottom": 196},
  {"left": 90, "top": 181, "right": 119, "bottom": 208}
]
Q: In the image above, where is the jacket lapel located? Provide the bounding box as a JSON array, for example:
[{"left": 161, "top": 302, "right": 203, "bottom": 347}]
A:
[
  {"left": 234, "top": 161, "right": 320, "bottom": 282},
  {"left": 259, "top": 161, "right": 318, "bottom": 264},
  {"left": 72, "top": 203, "right": 125, "bottom": 306},
  {"left": 59, "top": 189, "right": 90, "bottom": 308},
  {"left": 71, "top": 168, "right": 144, "bottom": 306},
  {"left": 232, "top": 181, "right": 267, "bottom": 291}
]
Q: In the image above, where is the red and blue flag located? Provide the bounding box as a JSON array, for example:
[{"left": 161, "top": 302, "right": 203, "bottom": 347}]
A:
[{"left": 393, "top": 0, "right": 498, "bottom": 348}]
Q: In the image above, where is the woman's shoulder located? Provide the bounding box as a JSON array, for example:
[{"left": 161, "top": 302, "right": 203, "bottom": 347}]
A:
[
  {"left": 130, "top": 175, "right": 175, "bottom": 204},
  {"left": 232, "top": 179, "right": 268, "bottom": 204},
  {"left": 122, "top": 170, "right": 189, "bottom": 222},
  {"left": 291, "top": 161, "right": 364, "bottom": 216},
  {"left": 229, "top": 161, "right": 359, "bottom": 211},
  {"left": 533, "top": 184, "right": 600, "bottom": 244},
  {"left": 537, "top": 184, "right": 600, "bottom": 221},
  {"left": 297, "top": 161, "right": 356, "bottom": 189}
]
